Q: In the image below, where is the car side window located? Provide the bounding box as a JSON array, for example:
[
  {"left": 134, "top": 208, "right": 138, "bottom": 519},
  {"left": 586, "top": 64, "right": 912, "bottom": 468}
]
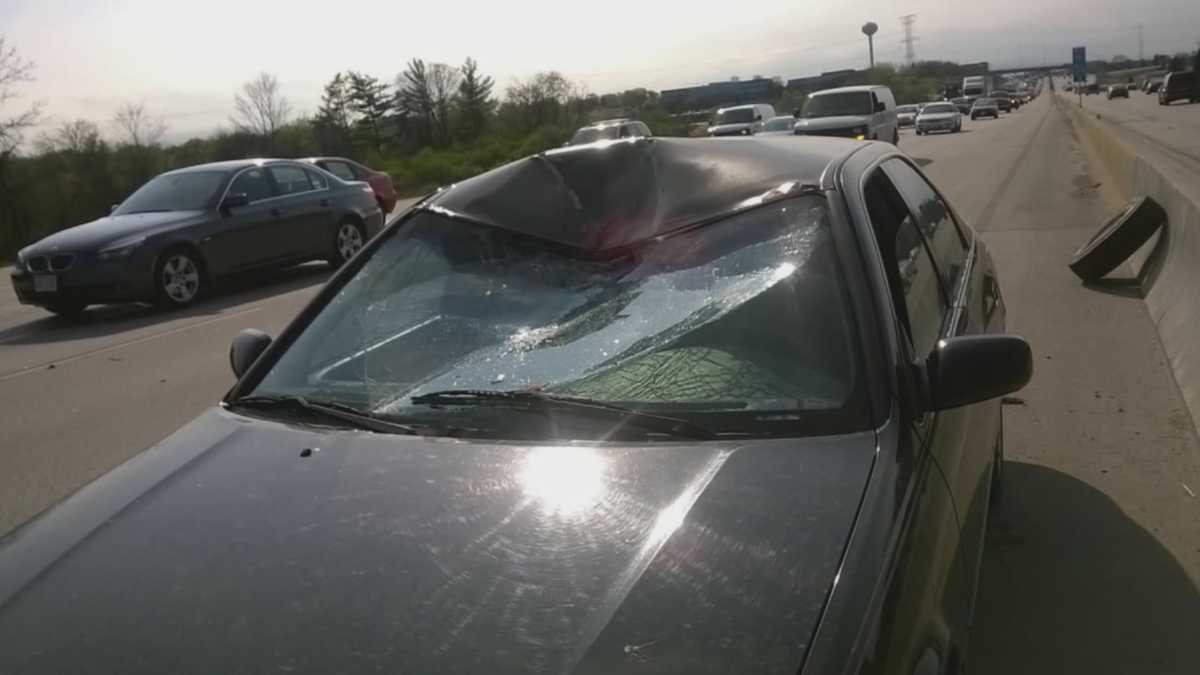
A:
[
  {"left": 348, "top": 162, "right": 370, "bottom": 180},
  {"left": 228, "top": 168, "right": 273, "bottom": 203},
  {"left": 324, "top": 161, "right": 356, "bottom": 182},
  {"left": 864, "top": 169, "right": 948, "bottom": 357},
  {"left": 883, "top": 159, "right": 968, "bottom": 293},
  {"left": 638, "top": 122, "right": 650, "bottom": 136},
  {"left": 268, "top": 165, "right": 315, "bottom": 196},
  {"left": 305, "top": 169, "right": 328, "bottom": 190}
]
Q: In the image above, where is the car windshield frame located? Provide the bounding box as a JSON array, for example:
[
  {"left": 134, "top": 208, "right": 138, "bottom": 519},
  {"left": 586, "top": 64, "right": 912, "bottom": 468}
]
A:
[
  {"left": 802, "top": 92, "right": 873, "bottom": 118},
  {"left": 232, "top": 197, "right": 874, "bottom": 440},
  {"left": 896, "top": 105, "right": 918, "bottom": 114},
  {"left": 112, "top": 170, "right": 229, "bottom": 215}
]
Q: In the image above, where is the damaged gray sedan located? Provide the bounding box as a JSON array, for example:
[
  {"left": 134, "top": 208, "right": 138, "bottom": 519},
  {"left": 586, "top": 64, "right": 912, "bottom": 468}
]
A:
[{"left": 0, "top": 136, "right": 1030, "bottom": 674}]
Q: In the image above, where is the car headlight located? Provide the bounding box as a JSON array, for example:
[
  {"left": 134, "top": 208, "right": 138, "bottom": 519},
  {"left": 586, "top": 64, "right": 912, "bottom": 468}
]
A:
[
  {"left": 742, "top": 128, "right": 751, "bottom": 135},
  {"left": 98, "top": 238, "right": 146, "bottom": 261}
]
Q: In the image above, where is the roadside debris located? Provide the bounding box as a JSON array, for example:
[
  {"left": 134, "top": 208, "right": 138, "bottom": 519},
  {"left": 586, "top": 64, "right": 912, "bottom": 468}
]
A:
[{"left": 1069, "top": 195, "right": 1166, "bottom": 283}]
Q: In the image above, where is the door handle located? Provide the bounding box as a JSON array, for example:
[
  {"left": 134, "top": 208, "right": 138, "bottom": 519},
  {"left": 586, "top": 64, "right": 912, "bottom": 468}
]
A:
[{"left": 270, "top": 208, "right": 284, "bottom": 218}]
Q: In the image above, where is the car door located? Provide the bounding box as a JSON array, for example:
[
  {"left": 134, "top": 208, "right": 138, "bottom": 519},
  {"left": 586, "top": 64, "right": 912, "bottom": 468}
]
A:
[
  {"left": 205, "top": 167, "right": 281, "bottom": 273},
  {"left": 858, "top": 167, "right": 972, "bottom": 674},
  {"left": 883, "top": 158, "right": 997, "bottom": 614},
  {"left": 265, "top": 164, "right": 335, "bottom": 260}
]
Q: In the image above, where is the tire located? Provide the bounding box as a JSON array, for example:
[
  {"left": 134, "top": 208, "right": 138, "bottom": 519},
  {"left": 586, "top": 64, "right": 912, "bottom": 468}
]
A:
[
  {"left": 1068, "top": 195, "right": 1166, "bottom": 282},
  {"left": 45, "top": 302, "right": 87, "bottom": 319},
  {"left": 329, "top": 219, "right": 366, "bottom": 267},
  {"left": 915, "top": 129, "right": 923, "bottom": 135},
  {"left": 153, "top": 248, "right": 205, "bottom": 308}
]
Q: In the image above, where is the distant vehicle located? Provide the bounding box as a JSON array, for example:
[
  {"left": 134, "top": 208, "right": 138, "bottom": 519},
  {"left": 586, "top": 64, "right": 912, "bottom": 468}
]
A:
[
  {"left": 970, "top": 98, "right": 1000, "bottom": 120},
  {"left": 793, "top": 85, "right": 899, "bottom": 144},
  {"left": 962, "top": 74, "right": 994, "bottom": 101},
  {"left": 896, "top": 104, "right": 919, "bottom": 127},
  {"left": 1084, "top": 83, "right": 1101, "bottom": 95},
  {"left": 758, "top": 115, "right": 798, "bottom": 136},
  {"left": 567, "top": 118, "right": 652, "bottom": 145},
  {"left": 1145, "top": 79, "right": 1162, "bottom": 93},
  {"left": 990, "top": 93, "right": 1013, "bottom": 112},
  {"left": 915, "top": 102, "right": 962, "bottom": 135},
  {"left": 707, "top": 103, "right": 776, "bottom": 136},
  {"left": 11, "top": 160, "right": 384, "bottom": 316},
  {"left": 303, "top": 157, "right": 398, "bottom": 214},
  {"left": 1159, "top": 71, "right": 1198, "bottom": 105},
  {"left": 1106, "top": 84, "right": 1129, "bottom": 99},
  {"left": 951, "top": 97, "right": 973, "bottom": 114}
]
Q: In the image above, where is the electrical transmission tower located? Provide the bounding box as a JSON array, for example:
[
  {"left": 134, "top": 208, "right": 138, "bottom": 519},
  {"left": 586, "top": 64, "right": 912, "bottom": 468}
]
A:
[{"left": 900, "top": 14, "right": 918, "bottom": 64}]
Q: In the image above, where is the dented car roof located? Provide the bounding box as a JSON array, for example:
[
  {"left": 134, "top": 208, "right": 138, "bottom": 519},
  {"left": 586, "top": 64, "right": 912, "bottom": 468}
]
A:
[{"left": 422, "top": 136, "right": 864, "bottom": 253}]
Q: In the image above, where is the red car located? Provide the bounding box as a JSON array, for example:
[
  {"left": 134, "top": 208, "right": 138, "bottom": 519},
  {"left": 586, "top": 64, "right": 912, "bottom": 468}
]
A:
[{"left": 303, "top": 157, "right": 398, "bottom": 214}]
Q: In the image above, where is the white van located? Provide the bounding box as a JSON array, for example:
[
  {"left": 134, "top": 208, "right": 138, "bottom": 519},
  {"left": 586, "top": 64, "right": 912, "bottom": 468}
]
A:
[
  {"left": 707, "top": 103, "right": 777, "bottom": 136},
  {"left": 792, "top": 85, "right": 899, "bottom": 145}
]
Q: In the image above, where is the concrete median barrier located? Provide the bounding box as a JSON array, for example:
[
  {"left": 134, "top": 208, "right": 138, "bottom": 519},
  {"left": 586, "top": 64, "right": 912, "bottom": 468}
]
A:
[{"left": 1059, "top": 96, "right": 1200, "bottom": 432}]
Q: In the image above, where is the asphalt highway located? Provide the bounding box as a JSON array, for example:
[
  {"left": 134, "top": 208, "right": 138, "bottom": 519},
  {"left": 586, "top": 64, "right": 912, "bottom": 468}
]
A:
[{"left": 1, "top": 93, "right": 1198, "bottom": 673}]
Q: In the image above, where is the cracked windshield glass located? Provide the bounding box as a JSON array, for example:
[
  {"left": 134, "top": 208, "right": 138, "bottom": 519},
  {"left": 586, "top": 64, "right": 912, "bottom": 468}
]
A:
[{"left": 1, "top": 1, "right": 1199, "bottom": 674}]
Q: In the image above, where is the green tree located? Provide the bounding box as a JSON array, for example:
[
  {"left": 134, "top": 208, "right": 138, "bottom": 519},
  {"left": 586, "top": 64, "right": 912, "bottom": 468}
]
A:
[
  {"left": 313, "top": 72, "right": 354, "bottom": 155},
  {"left": 397, "top": 59, "right": 436, "bottom": 147},
  {"left": 346, "top": 71, "right": 393, "bottom": 152},
  {"left": 456, "top": 57, "right": 494, "bottom": 142}
]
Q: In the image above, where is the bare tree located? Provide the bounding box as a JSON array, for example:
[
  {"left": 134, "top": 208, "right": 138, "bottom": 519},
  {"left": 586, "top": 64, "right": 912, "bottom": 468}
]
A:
[
  {"left": 0, "top": 36, "right": 41, "bottom": 155},
  {"left": 230, "top": 72, "right": 291, "bottom": 136},
  {"left": 112, "top": 101, "right": 167, "bottom": 147},
  {"left": 427, "top": 63, "right": 460, "bottom": 146},
  {"left": 35, "top": 119, "right": 103, "bottom": 154}
]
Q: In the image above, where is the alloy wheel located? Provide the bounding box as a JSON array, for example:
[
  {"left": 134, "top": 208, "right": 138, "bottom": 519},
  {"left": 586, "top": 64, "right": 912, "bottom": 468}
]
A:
[
  {"left": 337, "top": 223, "right": 364, "bottom": 262},
  {"left": 161, "top": 253, "right": 200, "bottom": 304}
]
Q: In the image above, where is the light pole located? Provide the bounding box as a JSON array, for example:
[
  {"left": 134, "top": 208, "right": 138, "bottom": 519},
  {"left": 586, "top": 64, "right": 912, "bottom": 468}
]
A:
[{"left": 862, "top": 22, "right": 878, "bottom": 70}]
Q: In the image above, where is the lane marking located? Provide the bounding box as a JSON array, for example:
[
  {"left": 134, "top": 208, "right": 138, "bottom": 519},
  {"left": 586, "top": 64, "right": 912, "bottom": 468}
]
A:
[{"left": 0, "top": 306, "right": 261, "bottom": 382}]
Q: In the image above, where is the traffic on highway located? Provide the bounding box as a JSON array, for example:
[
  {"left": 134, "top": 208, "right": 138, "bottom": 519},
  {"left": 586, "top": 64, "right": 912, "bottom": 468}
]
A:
[{"left": 1, "top": 5, "right": 1200, "bottom": 675}]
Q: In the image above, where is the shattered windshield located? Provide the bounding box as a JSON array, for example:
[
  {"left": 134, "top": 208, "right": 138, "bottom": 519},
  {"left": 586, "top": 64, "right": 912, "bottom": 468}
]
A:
[{"left": 252, "top": 197, "right": 868, "bottom": 437}]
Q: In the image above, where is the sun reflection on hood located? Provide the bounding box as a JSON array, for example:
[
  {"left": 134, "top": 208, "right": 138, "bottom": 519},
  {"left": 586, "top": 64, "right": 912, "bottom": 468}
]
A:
[{"left": 519, "top": 446, "right": 608, "bottom": 515}]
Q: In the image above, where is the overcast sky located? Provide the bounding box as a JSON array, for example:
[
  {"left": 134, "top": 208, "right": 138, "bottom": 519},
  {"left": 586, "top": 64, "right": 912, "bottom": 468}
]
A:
[{"left": 3, "top": 0, "right": 1199, "bottom": 143}]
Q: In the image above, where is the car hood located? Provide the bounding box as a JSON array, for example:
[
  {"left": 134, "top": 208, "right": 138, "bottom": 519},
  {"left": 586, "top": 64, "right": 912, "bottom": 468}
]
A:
[
  {"left": 794, "top": 115, "right": 870, "bottom": 131},
  {"left": 0, "top": 408, "right": 876, "bottom": 675},
  {"left": 22, "top": 210, "right": 208, "bottom": 254},
  {"left": 707, "top": 122, "right": 754, "bottom": 135}
]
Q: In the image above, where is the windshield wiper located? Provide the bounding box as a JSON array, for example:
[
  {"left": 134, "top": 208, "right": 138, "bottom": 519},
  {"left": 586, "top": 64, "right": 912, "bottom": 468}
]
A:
[
  {"left": 229, "top": 394, "right": 418, "bottom": 435},
  {"left": 409, "top": 389, "right": 718, "bottom": 440}
]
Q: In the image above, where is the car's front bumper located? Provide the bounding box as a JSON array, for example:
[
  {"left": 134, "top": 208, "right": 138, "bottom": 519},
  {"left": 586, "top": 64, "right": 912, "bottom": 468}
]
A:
[
  {"left": 917, "top": 120, "right": 957, "bottom": 132},
  {"left": 10, "top": 254, "right": 154, "bottom": 307}
]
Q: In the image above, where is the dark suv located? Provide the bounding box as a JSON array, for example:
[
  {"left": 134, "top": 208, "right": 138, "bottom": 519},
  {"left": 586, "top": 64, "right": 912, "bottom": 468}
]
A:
[{"left": 1159, "top": 71, "right": 1198, "bottom": 105}]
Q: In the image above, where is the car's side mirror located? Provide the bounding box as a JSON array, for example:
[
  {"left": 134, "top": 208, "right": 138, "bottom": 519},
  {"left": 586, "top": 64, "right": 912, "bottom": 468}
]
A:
[
  {"left": 925, "top": 335, "right": 1032, "bottom": 411},
  {"left": 221, "top": 192, "right": 250, "bottom": 214},
  {"left": 755, "top": 114, "right": 763, "bottom": 121},
  {"left": 230, "top": 328, "right": 272, "bottom": 378},
  {"left": 875, "top": 101, "right": 886, "bottom": 113}
]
